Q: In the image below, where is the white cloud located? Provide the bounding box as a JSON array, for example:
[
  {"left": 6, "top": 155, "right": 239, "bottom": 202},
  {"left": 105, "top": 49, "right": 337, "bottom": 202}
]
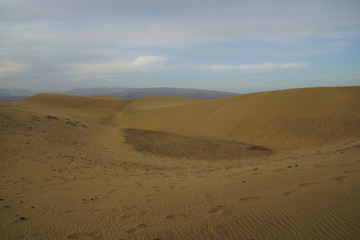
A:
[
  {"left": 71, "top": 56, "right": 167, "bottom": 75},
  {"left": 0, "top": 60, "right": 25, "bottom": 77},
  {"left": 132, "top": 56, "right": 166, "bottom": 67},
  {"left": 211, "top": 62, "right": 306, "bottom": 71},
  {"left": 2, "top": 1, "right": 359, "bottom": 50}
]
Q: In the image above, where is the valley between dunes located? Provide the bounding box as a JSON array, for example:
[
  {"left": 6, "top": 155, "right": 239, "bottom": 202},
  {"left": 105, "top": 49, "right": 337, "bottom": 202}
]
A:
[{"left": 0, "top": 87, "right": 360, "bottom": 240}]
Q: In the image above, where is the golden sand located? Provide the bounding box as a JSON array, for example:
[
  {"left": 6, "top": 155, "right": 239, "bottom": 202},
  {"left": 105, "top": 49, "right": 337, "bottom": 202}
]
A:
[{"left": 0, "top": 87, "right": 359, "bottom": 239}]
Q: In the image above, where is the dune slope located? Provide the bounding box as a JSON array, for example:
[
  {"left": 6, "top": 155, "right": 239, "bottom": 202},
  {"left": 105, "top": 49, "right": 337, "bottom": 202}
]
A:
[{"left": 120, "top": 87, "right": 360, "bottom": 149}]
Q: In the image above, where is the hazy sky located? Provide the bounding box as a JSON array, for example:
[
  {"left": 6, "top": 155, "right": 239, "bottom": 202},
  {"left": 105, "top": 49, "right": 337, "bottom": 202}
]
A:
[{"left": 0, "top": 0, "right": 359, "bottom": 93}]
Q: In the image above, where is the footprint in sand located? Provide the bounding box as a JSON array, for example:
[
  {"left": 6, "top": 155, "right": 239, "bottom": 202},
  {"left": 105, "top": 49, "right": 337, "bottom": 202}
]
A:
[
  {"left": 60, "top": 209, "right": 75, "bottom": 215},
  {"left": 208, "top": 205, "right": 226, "bottom": 214},
  {"left": 314, "top": 165, "right": 329, "bottom": 168},
  {"left": 165, "top": 213, "right": 188, "bottom": 220},
  {"left": 119, "top": 212, "right": 133, "bottom": 220},
  {"left": 107, "top": 189, "right": 118, "bottom": 194},
  {"left": 299, "top": 182, "right": 319, "bottom": 187},
  {"left": 239, "top": 196, "right": 262, "bottom": 202},
  {"left": 344, "top": 169, "right": 360, "bottom": 174},
  {"left": 338, "top": 163, "right": 354, "bottom": 166},
  {"left": 67, "top": 232, "right": 93, "bottom": 239},
  {"left": 284, "top": 189, "right": 298, "bottom": 196},
  {"left": 126, "top": 223, "right": 149, "bottom": 233},
  {"left": 30, "top": 232, "right": 42, "bottom": 238},
  {"left": 330, "top": 176, "right": 348, "bottom": 181}
]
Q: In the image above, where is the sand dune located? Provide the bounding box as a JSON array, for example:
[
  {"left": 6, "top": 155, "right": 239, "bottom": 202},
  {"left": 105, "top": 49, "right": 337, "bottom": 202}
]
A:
[
  {"left": 0, "top": 87, "right": 359, "bottom": 240},
  {"left": 121, "top": 87, "right": 360, "bottom": 149},
  {"left": 21, "top": 93, "right": 131, "bottom": 117}
]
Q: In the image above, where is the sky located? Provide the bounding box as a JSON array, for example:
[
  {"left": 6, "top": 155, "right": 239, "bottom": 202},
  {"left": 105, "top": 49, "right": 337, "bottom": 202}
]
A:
[{"left": 0, "top": 0, "right": 359, "bottom": 93}]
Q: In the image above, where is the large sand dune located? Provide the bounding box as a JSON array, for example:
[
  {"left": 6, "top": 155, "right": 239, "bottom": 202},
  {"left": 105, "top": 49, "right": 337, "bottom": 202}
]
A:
[
  {"left": 0, "top": 87, "right": 359, "bottom": 240},
  {"left": 121, "top": 87, "right": 360, "bottom": 149}
]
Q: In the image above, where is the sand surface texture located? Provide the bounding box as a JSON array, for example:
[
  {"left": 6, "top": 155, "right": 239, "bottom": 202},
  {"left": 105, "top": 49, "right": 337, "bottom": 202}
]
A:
[{"left": 0, "top": 87, "right": 359, "bottom": 240}]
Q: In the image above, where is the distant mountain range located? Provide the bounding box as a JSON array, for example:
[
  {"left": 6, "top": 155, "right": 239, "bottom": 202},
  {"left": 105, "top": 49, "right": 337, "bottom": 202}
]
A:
[
  {"left": 0, "top": 89, "right": 35, "bottom": 101},
  {"left": 0, "top": 87, "right": 238, "bottom": 101},
  {"left": 63, "top": 87, "right": 237, "bottom": 99}
]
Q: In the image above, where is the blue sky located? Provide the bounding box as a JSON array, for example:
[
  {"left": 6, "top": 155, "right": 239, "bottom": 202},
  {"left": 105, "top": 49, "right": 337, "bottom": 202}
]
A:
[{"left": 0, "top": 0, "right": 359, "bottom": 93}]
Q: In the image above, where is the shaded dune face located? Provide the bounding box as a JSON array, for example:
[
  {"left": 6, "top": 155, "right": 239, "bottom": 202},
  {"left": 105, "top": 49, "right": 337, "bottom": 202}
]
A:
[{"left": 123, "top": 128, "right": 272, "bottom": 160}]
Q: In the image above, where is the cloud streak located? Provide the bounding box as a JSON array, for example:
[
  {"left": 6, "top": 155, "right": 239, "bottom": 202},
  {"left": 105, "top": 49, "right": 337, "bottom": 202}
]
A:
[
  {"left": 1, "top": 1, "right": 359, "bottom": 50},
  {"left": 0, "top": 60, "right": 25, "bottom": 77},
  {"left": 70, "top": 56, "right": 167, "bottom": 75},
  {"left": 211, "top": 62, "right": 307, "bottom": 71}
]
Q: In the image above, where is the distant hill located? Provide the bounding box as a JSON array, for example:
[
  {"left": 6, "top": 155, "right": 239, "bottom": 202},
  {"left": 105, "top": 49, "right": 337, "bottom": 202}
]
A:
[
  {"left": 63, "top": 87, "right": 238, "bottom": 100},
  {"left": 0, "top": 88, "right": 35, "bottom": 101},
  {"left": 0, "top": 87, "right": 237, "bottom": 101}
]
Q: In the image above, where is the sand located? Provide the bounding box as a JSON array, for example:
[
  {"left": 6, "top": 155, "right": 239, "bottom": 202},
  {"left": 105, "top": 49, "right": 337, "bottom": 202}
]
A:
[{"left": 0, "top": 87, "right": 359, "bottom": 240}]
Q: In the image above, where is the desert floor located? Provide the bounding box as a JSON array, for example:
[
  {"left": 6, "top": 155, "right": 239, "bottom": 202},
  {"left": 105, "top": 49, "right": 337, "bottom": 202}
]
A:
[{"left": 1, "top": 87, "right": 359, "bottom": 240}]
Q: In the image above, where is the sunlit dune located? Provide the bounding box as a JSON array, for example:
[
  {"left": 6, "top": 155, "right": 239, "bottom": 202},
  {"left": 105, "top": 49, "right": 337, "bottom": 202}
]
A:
[
  {"left": 121, "top": 87, "right": 360, "bottom": 149},
  {"left": 0, "top": 87, "right": 359, "bottom": 240}
]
